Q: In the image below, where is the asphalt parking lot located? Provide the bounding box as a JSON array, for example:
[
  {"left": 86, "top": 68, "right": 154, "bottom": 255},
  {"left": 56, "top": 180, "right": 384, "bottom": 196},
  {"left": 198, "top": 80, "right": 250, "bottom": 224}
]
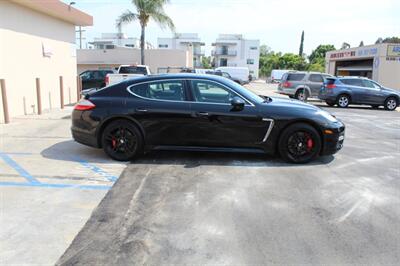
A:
[
  {"left": 1, "top": 82, "right": 399, "bottom": 265},
  {"left": 57, "top": 83, "right": 400, "bottom": 265}
]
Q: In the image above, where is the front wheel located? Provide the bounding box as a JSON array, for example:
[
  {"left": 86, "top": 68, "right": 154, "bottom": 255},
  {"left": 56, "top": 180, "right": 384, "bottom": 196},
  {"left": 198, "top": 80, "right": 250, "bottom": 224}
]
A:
[
  {"left": 384, "top": 97, "right": 398, "bottom": 111},
  {"left": 101, "top": 120, "right": 144, "bottom": 161},
  {"left": 278, "top": 123, "right": 322, "bottom": 164}
]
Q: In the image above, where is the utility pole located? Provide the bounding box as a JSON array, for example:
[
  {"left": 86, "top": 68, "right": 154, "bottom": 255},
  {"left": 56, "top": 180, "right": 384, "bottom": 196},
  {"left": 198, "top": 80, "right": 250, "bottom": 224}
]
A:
[{"left": 75, "top": 26, "right": 86, "bottom": 49}]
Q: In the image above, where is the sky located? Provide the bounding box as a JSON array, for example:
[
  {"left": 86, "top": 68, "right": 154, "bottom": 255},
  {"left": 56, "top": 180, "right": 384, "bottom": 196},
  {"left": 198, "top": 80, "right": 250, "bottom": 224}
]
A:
[{"left": 66, "top": 0, "right": 400, "bottom": 56}]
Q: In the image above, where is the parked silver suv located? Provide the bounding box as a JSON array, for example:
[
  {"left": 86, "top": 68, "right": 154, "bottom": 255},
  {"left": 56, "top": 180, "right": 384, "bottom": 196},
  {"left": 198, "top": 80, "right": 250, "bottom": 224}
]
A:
[{"left": 277, "top": 71, "right": 333, "bottom": 101}]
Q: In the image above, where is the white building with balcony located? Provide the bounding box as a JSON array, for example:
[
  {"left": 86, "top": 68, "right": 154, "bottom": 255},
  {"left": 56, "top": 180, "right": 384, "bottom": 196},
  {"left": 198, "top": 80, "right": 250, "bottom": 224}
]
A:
[
  {"left": 212, "top": 34, "right": 260, "bottom": 78},
  {"left": 157, "top": 33, "right": 205, "bottom": 67},
  {"left": 89, "top": 33, "right": 153, "bottom": 50}
]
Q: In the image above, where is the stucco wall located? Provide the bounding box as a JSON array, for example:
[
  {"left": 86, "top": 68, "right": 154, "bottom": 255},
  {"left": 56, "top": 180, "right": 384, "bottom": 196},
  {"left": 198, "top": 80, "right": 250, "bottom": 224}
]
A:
[
  {"left": 77, "top": 48, "right": 193, "bottom": 74},
  {"left": 0, "top": 1, "right": 78, "bottom": 123}
]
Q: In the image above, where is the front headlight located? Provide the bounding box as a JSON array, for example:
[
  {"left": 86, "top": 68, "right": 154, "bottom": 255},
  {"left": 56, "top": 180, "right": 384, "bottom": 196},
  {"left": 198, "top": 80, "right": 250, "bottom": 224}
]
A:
[{"left": 317, "top": 110, "right": 338, "bottom": 123}]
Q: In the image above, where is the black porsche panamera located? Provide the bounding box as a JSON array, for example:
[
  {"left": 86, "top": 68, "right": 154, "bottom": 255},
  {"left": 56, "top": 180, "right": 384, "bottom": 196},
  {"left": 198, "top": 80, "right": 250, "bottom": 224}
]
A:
[{"left": 72, "top": 74, "right": 345, "bottom": 163}]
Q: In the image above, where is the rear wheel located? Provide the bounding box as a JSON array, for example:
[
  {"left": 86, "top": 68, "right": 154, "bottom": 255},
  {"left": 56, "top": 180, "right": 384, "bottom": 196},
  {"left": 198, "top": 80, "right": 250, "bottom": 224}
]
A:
[
  {"left": 337, "top": 94, "right": 350, "bottom": 108},
  {"left": 295, "top": 89, "right": 308, "bottom": 101},
  {"left": 384, "top": 97, "right": 398, "bottom": 111},
  {"left": 101, "top": 120, "right": 144, "bottom": 161},
  {"left": 278, "top": 123, "right": 321, "bottom": 164}
]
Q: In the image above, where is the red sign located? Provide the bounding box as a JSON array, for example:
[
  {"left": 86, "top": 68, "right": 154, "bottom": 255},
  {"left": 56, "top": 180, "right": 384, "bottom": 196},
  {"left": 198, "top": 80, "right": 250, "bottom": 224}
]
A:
[{"left": 330, "top": 51, "right": 356, "bottom": 59}]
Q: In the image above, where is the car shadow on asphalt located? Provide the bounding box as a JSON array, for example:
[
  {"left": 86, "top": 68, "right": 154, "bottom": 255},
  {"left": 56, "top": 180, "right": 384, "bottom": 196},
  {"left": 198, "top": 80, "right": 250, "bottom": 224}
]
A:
[
  {"left": 41, "top": 140, "right": 335, "bottom": 167},
  {"left": 313, "top": 103, "right": 388, "bottom": 111}
]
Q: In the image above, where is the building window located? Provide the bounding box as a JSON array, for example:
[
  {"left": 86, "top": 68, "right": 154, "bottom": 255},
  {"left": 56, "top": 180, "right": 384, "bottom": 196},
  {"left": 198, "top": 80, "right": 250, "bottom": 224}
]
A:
[
  {"left": 105, "top": 45, "right": 115, "bottom": 49},
  {"left": 159, "top": 44, "right": 168, "bottom": 48},
  {"left": 250, "top": 47, "right": 258, "bottom": 50},
  {"left": 125, "top": 44, "right": 135, "bottom": 48},
  {"left": 219, "top": 58, "right": 228, "bottom": 67},
  {"left": 247, "top": 59, "right": 255, "bottom": 65}
]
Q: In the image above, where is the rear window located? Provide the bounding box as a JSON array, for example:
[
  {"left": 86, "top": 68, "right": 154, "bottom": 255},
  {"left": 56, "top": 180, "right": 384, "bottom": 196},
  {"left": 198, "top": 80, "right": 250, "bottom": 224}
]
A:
[
  {"left": 119, "top": 66, "right": 148, "bottom": 75},
  {"left": 286, "top": 73, "right": 305, "bottom": 81}
]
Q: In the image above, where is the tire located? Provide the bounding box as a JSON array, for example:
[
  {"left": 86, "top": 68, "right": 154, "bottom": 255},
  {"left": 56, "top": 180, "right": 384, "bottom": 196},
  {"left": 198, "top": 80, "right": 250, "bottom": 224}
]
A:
[
  {"left": 326, "top": 101, "right": 335, "bottom": 107},
  {"left": 295, "top": 89, "right": 308, "bottom": 101},
  {"left": 337, "top": 94, "right": 350, "bottom": 108},
  {"left": 101, "top": 120, "right": 144, "bottom": 161},
  {"left": 278, "top": 123, "right": 322, "bottom": 164},
  {"left": 384, "top": 97, "right": 398, "bottom": 111}
]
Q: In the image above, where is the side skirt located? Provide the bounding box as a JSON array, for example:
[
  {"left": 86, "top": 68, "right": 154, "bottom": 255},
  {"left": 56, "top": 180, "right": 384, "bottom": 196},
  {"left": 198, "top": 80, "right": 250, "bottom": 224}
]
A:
[{"left": 150, "top": 145, "right": 267, "bottom": 154}]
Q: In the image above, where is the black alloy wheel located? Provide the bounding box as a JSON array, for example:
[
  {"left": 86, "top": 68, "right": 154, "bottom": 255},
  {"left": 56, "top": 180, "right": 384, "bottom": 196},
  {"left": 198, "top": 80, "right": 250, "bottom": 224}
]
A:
[
  {"left": 102, "top": 120, "right": 143, "bottom": 161},
  {"left": 278, "top": 123, "right": 321, "bottom": 163}
]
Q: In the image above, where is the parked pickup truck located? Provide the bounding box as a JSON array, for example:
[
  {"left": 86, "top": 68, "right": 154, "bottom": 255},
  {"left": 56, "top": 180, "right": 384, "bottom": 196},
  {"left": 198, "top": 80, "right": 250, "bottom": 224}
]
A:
[{"left": 105, "top": 65, "right": 151, "bottom": 86}]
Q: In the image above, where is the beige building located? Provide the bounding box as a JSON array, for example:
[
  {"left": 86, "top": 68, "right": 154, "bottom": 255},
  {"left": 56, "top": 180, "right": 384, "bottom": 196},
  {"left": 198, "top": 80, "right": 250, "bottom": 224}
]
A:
[
  {"left": 0, "top": 0, "right": 92, "bottom": 123},
  {"left": 325, "top": 43, "right": 400, "bottom": 90},
  {"left": 77, "top": 47, "right": 193, "bottom": 74}
]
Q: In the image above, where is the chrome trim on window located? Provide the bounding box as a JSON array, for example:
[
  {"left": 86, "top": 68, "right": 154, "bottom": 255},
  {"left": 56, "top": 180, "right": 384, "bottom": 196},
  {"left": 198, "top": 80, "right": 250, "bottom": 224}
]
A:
[
  {"left": 262, "top": 118, "right": 275, "bottom": 142},
  {"left": 126, "top": 78, "right": 255, "bottom": 107}
]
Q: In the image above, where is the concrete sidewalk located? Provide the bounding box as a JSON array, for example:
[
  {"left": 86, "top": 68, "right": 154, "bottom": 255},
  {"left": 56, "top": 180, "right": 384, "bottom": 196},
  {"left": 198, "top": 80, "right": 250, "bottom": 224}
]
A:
[{"left": 0, "top": 107, "right": 127, "bottom": 265}]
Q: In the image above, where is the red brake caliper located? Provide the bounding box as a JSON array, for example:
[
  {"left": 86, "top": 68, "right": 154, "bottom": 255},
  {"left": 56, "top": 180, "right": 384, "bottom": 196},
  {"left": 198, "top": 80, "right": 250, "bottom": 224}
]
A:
[
  {"left": 307, "top": 137, "right": 314, "bottom": 151},
  {"left": 112, "top": 138, "right": 117, "bottom": 149}
]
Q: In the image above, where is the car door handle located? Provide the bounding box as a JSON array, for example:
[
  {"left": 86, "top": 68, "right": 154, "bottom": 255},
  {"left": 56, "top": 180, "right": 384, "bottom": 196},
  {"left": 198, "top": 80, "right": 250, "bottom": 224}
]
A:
[
  {"left": 136, "top": 108, "right": 148, "bottom": 112},
  {"left": 196, "top": 112, "right": 209, "bottom": 117}
]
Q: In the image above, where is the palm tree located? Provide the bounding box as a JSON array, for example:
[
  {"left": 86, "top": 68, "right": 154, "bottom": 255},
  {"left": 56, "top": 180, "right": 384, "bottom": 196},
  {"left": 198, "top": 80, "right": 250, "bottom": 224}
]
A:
[{"left": 116, "top": 0, "right": 175, "bottom": 65}]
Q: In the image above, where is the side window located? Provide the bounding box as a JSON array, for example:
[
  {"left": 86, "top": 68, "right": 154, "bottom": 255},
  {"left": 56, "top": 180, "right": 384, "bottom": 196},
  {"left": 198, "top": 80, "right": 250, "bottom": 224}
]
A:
[
  {"left": 362, "top": 80, "right": 380, "bottom": 89},
  {"left": 309, "top": 74, "right": 323, "bottom": 83},
  {"left": 130, "top": 81, "right": 186, "bottom": 101},
  {"left": 287, "top": 73, "right": 305, "bottom": 81},
  {"left": 341, "top": 79, "right": 363, "bottom": 87},
  {"left": 191, "top": 80, "right": 238, "bottom": 104}
]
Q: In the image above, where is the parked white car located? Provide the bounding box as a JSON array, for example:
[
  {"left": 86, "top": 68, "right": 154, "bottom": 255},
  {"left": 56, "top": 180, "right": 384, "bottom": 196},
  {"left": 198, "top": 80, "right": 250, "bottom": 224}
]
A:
[
  {"left": 215, "top": 67, "right": 249, "bottom": 84},
  {"left": 105, "top": 65, "right": 151, "bottom": 86}
]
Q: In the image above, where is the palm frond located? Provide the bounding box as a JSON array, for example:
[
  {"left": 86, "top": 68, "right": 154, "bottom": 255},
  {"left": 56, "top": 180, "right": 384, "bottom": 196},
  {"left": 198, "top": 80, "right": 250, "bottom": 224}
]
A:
[
  {"left": 116, "top": 10, "right": 138, "bottom": 28},
  {"left": 151, "top": 11, "right": 175, "bottom": 31}
]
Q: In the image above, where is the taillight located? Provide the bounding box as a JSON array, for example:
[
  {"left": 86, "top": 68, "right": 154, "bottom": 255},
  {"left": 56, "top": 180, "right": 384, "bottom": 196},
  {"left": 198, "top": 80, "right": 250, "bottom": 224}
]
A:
[
  {"left": 326, "top": 84, "right": 336, "bottom": 89},
  {"left": 74, "top": 99, "right": 96, "bottom": 111},
  {"left": 282, "top": 81, "right": 292, "bottom": 88},
  {"left": 105, "top": 75, "right": 109, "bottom": 86}
]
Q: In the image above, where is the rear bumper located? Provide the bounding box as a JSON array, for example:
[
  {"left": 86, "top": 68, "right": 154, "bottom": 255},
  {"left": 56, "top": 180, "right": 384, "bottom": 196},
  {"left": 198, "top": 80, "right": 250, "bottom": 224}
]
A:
[
  {"left": 71, "top": 127, "right": 99, "bottom": 148},
  {"left": 321, "top": 124, "right": 345, "bottom": 156}
]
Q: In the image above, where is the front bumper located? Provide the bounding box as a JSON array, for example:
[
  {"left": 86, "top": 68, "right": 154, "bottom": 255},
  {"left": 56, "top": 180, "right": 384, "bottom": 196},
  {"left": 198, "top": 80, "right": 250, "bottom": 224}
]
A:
[{"left": 321, "top": 123, "right": 345, "bottom": 156}]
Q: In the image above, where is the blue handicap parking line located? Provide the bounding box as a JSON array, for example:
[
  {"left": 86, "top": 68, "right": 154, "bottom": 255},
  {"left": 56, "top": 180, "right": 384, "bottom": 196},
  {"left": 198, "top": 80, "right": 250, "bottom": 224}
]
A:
[
  {"left": 0, "top": 181, "right": 111, "bottom": 190},
  {"left": 0, "top": 152, "right": 118, "bottom": 190},
  {"left": 76, "top": 158, "right": 118, "bottom": 182},
  {"left": 0, "top": 153, "right": 40, "bottom": 184}
]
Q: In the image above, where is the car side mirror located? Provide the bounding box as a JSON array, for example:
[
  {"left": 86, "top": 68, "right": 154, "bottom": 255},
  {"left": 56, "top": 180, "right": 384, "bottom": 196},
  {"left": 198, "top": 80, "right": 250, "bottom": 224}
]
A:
[{"left": 231, "top": 96, "right": 245, "bottom": 111}]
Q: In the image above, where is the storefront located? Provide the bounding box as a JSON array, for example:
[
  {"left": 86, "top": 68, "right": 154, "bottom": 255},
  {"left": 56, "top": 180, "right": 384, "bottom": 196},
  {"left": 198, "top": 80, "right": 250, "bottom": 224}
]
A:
[{"left": 325, "top": 43, "right": 400, "bottom": 90}]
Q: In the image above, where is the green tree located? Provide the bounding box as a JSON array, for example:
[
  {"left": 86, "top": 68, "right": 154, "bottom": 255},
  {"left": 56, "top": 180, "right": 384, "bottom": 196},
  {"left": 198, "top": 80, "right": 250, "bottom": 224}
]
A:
[
  {"left": 308, "top": 44, "right": 336, "bottom": 64},
  {"left": 299, "top": 30, "right": 304, "bottom": 56},
  {"left": 201, "top": 56, "right": 211, "bottom": 69},
  {"left": 116, "top": 0, "right": 175, "bottom": 64},
  {"left": 376, "top": 37, "right": 400, "bottom": 44}
]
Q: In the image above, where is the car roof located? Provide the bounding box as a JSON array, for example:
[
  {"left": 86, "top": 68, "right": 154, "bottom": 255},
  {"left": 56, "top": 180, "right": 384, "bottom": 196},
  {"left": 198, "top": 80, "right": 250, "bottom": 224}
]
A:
[{"left": 126, "top": 73, "right": 229, "bottom": 84}]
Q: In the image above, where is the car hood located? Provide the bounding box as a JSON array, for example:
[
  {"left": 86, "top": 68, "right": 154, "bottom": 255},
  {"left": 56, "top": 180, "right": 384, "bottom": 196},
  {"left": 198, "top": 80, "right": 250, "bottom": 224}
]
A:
[
  {"left": 381, "top": 87, "right": 400, "bottom": 95},
  {"left": 262, "top": 96, "right": 321, "bottom": 111}
]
